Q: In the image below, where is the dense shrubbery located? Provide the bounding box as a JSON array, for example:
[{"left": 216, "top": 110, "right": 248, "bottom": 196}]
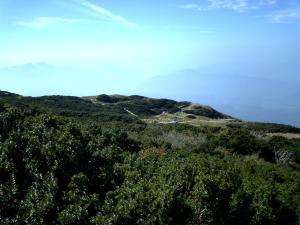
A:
[
  {"left": 0, "top": 108, "right": 138, "bottom": 224},
  {"left": 96, "top": 152, "right": 299, "bottom": 225},
  {"left": 1, "top": 92, "right": 300, "bottom": 224},
  {"left": 259, "top": 136, "right": 300, "bottom": 164},
  {"left": 96, "top": 94, "right": 191, "bottom": 117},
  {"left": 228, "top": 122, "right": 300, "bottom": 134},
  {"left": 183, "top": 106, "right": 230, "bottom": 119},
  {"left": 96, "top": 94, "right": 130, "bottom": 103}
]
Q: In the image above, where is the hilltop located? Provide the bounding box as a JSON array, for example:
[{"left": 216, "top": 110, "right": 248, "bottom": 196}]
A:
[
  {"left": 0, "top": 91, "right": 229, "bottom": 118},
  {"left": 1, "top": 90, "right": 299, "bottom": 133}
]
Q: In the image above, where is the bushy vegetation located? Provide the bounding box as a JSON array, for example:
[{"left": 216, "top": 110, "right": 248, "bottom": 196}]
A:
[
  {"left": 0, "top": 91, "right": 300, "bottom": 225},
  {"left": 96, "top": 94, "right": 130, "bottom": 103},
  {"left": 228, "top": 122, "right": 300, "bottom": 134},
  {"left": 183, "top": 104, "right": 230, "bottom": 119}
]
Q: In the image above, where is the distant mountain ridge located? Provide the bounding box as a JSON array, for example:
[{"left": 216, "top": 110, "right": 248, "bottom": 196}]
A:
[
  {"left": 1, "top": 90, "right": 300, "bottom": 133},
  {"left": 0, "top": 91, "right": 230, "bottom": 119},
  {"left": 139, "top": 69, "right": 300, "bottom": 126}
]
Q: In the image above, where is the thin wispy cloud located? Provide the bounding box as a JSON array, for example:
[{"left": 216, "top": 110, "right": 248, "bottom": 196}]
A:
[
  {"left": 180, "top": 3, "right": 206, "bottom": 11},
  {"left": 15, "top": 17, "right": 91, "bottom": 29},
  {"left": 267, "top": 8, "right": 300, "bottom": 23},
  {"left": 71, "top": 0, "right": 137, "bottom": 27},
  {"left": 16, "top": 0, "right": 137, "bottom": 29},
  {"left": 261, "top": 0, "right": 277, "bottom": 5},
  {"left": 179, "top": 0, "right": 277, "bottom": 12}
]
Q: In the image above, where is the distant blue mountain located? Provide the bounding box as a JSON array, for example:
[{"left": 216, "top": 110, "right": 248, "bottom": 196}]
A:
[
  {"left": 0, "top": 62, "right": 56, "bottom": 76},
  {"left": 139, "top": 69, "right": 300, "bottom": 127},
  {"left": 0, "top": 62, "right": 60, "bottom": 96}
]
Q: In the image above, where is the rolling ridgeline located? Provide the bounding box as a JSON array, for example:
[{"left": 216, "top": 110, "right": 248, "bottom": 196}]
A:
[{"left": 0, "top": 90, "right": 300, "bottom": 225}]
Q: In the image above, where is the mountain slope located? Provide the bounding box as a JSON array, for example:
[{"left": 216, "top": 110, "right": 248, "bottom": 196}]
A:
[
  {"left": 0, "top": 91, "right": 230, "bottom": 119},
  {"left": 1, "top": 90, "right": 300, "bottom": 225},
  {"left": 1, "top": 90, "right": 300, "bottom": 134}
]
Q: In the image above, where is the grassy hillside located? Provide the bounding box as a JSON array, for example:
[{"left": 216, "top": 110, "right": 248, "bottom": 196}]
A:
[
  {"left": 0, "top": 92, "right": 225, "bottom": 118},
  {"left": 86, "top": 94, "right": 231, "bottom": 118},
  {"left": 1, "top": 90, "right": 300, "bottom": 225}
]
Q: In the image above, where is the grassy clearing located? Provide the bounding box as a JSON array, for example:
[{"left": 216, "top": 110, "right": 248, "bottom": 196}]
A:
[
  {"left": 267, "top": 132, "right": 300, "bottom": 139},
  {"left": 143, "top": 111, "right": 237, "bottom": 127}
]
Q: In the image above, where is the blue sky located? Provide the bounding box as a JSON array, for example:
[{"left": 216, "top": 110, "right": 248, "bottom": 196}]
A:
[{"left": 0, "top": 0, "right": 300, "bottom": 96}]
